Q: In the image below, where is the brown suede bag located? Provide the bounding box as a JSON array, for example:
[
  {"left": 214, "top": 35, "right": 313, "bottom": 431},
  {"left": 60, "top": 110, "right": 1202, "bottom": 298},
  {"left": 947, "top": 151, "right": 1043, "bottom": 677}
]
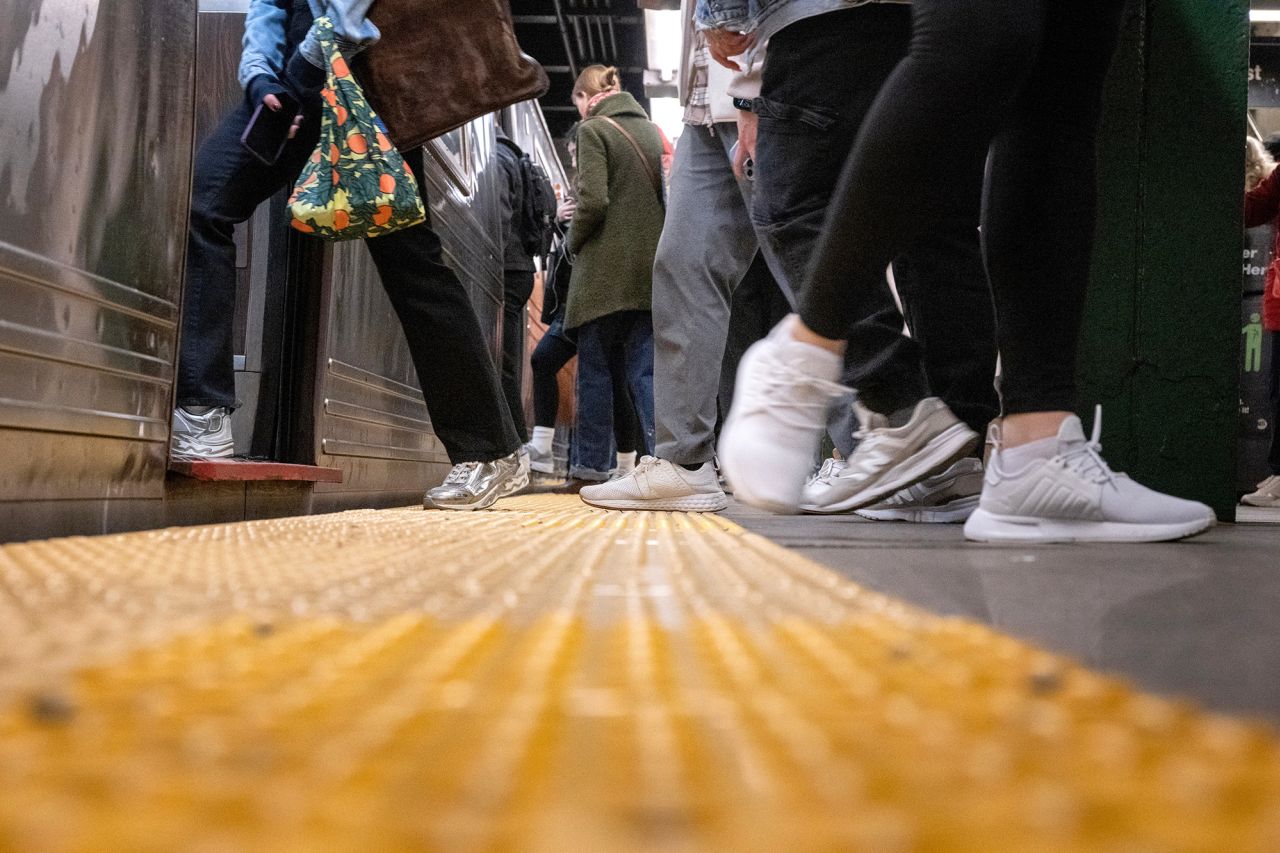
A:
[{"left": 354, "top": 0, "right": 550, "bottom": 150}]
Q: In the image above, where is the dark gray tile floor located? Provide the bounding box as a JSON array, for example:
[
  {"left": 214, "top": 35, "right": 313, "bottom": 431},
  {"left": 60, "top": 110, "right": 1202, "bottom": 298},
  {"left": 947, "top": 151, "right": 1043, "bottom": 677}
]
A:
[{"left": 726, "top": 503, "right": 1280, "bottom": 721}]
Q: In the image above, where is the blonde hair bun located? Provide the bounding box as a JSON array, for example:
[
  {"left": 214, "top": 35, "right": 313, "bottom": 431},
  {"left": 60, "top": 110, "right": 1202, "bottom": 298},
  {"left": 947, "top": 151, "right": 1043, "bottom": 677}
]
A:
[{"left": 573, "top": 65, "right": 622, "bottom": 98}]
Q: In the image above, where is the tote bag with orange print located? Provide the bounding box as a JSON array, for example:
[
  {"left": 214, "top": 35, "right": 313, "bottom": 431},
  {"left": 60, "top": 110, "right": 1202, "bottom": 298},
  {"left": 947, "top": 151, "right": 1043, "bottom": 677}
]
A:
[{"left": 289, "top": 17, "right": 425, "bottom": 240}]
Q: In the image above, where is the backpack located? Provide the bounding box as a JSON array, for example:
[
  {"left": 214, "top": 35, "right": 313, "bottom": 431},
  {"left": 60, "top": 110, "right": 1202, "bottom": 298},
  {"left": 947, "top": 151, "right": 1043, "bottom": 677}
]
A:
[
  {"left": 516, "top": 152, "right": 558, "bottom": 259},
  {"left": 498, "top": 135, "right": 558, "bottom": 261}
]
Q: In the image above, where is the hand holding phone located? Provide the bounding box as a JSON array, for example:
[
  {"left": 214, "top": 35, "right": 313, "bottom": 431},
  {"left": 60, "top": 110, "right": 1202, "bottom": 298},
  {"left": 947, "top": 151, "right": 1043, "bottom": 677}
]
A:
[{"left": 240, "top": 90, "right": 302, "bottom": 166}]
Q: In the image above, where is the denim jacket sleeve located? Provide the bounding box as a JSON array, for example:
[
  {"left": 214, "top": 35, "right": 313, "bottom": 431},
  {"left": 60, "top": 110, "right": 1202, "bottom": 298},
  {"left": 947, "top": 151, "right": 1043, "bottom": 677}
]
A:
[
  {"left": 298, "top": 0, "right": 382, "bottom": 69},
  {"left": 695, "top": 0, "right": 754, "bottom": 32},
  {"left": 238, "top": 0, "right": 290, "bottom": 90}
]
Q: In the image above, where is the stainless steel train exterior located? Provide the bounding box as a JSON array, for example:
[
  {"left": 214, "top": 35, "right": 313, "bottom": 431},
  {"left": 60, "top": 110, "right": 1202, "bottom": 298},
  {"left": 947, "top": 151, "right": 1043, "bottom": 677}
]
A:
[{"left": 0, "top": 1, "right": 567, "bottom": 541}]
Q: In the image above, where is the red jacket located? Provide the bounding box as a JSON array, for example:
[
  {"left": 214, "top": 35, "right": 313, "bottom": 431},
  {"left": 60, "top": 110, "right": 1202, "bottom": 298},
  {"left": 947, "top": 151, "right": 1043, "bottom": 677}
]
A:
[{"left": 1244, "top": 168, "right": 1280, "bottom": 331}]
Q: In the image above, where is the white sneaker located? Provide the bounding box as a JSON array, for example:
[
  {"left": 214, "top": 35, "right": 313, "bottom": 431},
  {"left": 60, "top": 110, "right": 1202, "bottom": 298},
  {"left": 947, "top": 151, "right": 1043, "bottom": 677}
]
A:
[
  {"left": 964, "top": 409, "right": 1216, "bottom": 543},
  {"left": 170, "top": 406, "right": 234, "bottom": 460},
  {"left": 580, "top": 457, "right": 728, "bottom": 512},
  {"left": 798, "top": 398, "right": 979, "bottom": 514},
  {"left": 1242, "top": 474, "right": 1280, "bottom": 508},
  {"left": 719, "top": 316, "right": 848, "bottom": 514},
  {"left": 855, "top": 458, "right": 984, "bottom": 523}
]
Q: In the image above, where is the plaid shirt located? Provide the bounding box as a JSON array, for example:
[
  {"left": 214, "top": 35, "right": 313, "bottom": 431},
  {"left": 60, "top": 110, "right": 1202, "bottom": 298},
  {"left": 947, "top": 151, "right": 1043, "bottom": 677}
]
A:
[{"left": 682, "top": 32, "right": 712, "bottom": 127}]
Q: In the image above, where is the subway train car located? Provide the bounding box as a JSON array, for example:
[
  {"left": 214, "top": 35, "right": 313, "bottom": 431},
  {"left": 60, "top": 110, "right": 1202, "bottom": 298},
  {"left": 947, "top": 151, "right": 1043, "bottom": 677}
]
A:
[{"left": 0, "top": 1, "right": 568, "bottom": 542}]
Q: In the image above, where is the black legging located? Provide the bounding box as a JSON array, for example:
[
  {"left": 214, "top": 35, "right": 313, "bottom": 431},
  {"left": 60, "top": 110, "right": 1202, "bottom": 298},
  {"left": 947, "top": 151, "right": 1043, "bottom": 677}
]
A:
[
  {"left": 529, "top": 325, "right": 645, "bottom": 454},
  {"left": 799, "top": 0, "right": 1126, "bottom": 415}
]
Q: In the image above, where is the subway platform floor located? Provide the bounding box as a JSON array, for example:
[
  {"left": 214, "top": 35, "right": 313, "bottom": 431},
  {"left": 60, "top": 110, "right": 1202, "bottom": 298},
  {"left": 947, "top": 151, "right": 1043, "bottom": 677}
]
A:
[
  {"left": 727, "top": 502, "right": 1280, "bottom": 722},
  {"left": 0, "top": 495, "right": 1277, "bottom": 850}
]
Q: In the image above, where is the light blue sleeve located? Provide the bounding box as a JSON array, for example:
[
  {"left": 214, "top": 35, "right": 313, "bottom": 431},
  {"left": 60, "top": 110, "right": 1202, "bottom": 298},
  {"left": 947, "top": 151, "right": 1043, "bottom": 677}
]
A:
[
  {"left": 298, "top": 0, "right": 382, "bottom": 69},
  {"left": 238, "top": 0, "right": 289, "bottom": 90}
]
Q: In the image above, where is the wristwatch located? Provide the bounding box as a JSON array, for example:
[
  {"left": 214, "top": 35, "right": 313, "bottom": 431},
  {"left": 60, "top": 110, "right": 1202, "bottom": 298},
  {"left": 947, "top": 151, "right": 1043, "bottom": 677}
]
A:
[{"left": 732, "top": 96, "right": 754, "bottom": 112}]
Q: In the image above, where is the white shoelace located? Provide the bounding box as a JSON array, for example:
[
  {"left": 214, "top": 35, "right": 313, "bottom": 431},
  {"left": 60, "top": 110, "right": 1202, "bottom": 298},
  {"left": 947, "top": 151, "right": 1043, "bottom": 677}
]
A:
[
  {"left": 811, "top": 457, "right": 843, "bottom": 484},
  {"left": 744, "top": 353, "right": 848, "bottom": 430},
  {"left": 444, "top": 462, "right": 480, "bottom": 485},
  {"left": 1058, "top": 406, "right": 1122, "bottom": 486}
]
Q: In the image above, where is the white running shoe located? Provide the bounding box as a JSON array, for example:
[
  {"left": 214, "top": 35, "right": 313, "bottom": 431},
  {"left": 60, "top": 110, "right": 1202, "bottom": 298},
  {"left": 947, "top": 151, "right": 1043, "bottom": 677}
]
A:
[
  {"left": 718, "top": 316, "right": 848, "bottom": 514},
  {"left": 855, "top": 458, "right": 984, "bottom": 523},
  {"left": 580, "top": 457, "right": 728, "bottom": 512},
  {"left": 170, "top": 406, "right": 234, "bottom": 460},
  {"left": 964, "top": 409, "right": 1216, "bottom": 543},
  {"left": 798, "top": 398, "right": 979, "bottom": 515},
  {"left": 1242, "top": 474, "right": 1280, "bottom": 508}
]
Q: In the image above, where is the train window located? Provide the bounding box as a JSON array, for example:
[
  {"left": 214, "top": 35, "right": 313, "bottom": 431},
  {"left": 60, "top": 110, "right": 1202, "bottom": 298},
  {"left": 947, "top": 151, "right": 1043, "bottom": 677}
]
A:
[{"left": 428, "top": 127, "right": 474, "bottom": 197}]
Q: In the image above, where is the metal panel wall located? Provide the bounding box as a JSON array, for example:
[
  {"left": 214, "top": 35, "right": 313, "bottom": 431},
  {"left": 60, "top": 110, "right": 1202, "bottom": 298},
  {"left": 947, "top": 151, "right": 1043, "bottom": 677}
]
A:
[
  {"left": 312, "top": 118, "right": 506, "bottom": 501},
  {"left": 0, "top": 2, "right": 196, "bottom": 509}
]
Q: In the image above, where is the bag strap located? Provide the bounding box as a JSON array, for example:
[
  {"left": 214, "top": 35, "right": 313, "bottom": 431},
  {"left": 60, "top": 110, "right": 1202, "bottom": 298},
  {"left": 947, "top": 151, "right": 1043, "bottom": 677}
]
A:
[{"left": 593, "top": 116, "right": 664, "bottom": 207}]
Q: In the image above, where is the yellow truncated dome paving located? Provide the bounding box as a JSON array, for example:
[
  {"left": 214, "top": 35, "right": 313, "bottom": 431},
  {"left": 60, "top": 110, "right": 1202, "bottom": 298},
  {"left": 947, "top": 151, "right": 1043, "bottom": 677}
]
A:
[{"left": 0, "top": 495, "right": 1277, "bottom": 851}]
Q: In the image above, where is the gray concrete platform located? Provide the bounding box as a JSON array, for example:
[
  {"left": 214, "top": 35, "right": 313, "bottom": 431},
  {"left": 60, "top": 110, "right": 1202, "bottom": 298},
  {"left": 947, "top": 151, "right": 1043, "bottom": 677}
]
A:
[{"left": 727, "top": 502, "right": 1280, "bottom": 721}]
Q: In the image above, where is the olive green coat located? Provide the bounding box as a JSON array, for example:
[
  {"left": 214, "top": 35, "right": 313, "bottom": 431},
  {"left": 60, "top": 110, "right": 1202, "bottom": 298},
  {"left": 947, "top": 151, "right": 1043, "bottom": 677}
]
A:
[{"left": 564, "top": 92, "right": 666, "bottom": 330}]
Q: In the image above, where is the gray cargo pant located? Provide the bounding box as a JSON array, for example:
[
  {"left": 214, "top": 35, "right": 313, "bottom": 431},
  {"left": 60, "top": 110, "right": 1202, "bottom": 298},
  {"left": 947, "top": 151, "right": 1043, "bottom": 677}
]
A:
[{"left": 653, "top": 122, "right": 784, "bottom": 467}]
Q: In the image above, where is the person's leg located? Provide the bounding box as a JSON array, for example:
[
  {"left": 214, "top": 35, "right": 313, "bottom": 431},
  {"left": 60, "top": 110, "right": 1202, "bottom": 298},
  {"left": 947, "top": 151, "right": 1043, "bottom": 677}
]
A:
[
  {"left": 530, "top": 318, "right": 576, "bottom": 428},
  {"left": 580, "top": 309, "right": 726, "bottom": 511},
  {"left": 621, "top": 311, "right": 657, "bottom": 457},
  {"left": 652, "top": 123, "right": 760, "bottom": 466},
  {"left": 178, "top": 101, "right": 322, "bottom": 409},
  {"left": 795, "top": 0, "right": 1042, "bottom": 344},
  {"left": 718, "top": 252, "right": 783, "bottom": 428},
  {"left": 965, "top": 0, "right": 1214, "bottom": 541},
  {"left": 982, "top": 0, "right": 1122, "bottom": 425},
  {"left": 571, "top": 316, "right": 617, "bottom": 482},
  {"left": 365, "top": 147, "right": 521, "bottom": 464},
  {"left": 500, "top": 270, "right": 534, "bottom": 443},
  {"left": 737, "top": 3, "right": 995, "bottom": 513}
]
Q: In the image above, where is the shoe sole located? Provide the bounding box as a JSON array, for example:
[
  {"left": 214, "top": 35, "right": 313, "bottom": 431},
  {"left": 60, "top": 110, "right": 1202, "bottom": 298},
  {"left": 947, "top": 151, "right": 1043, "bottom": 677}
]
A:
[
  {"left": 962, "top": 508, "right": 1216, "bottom": 543},
  {"left": 169, "top": 441, "right": 235, "bottom": 461},
  {"left": 428, "top": 467, "right": 531, "bottom": 512},
  {"left": 580, "top": 493, "right": 729, "bottom": 513},
  {"left": 855, "top": 496, "right": 979, "bottom": 524},
  {"left": 800, "top": 424, "right": 979, "bottom": 515},
  {"left": 530, "top": 460, "right": 556, "bottom": 475}
]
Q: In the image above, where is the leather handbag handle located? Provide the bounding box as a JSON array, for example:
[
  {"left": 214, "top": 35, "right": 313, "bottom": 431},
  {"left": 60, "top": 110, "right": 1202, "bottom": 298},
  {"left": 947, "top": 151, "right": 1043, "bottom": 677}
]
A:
[{"left": 595, "top": 116, "right": 664, "bottom": 208}]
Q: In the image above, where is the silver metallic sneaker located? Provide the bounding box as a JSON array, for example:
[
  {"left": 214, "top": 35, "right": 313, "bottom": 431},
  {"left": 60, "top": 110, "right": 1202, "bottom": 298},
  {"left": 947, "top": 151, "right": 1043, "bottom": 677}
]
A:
[
  {"left": 426, "top": 449, "right": 530, "bottom": 511},
  {"left": 170, "top": 406, "right": 234, "bottom": 461},
  {"left": 524, "top": 442, "right": 556, "bottom": 475}
]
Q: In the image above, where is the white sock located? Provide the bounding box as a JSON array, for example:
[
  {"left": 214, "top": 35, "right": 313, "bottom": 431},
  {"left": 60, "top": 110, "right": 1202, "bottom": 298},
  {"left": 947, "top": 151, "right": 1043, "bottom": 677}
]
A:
[
  {"left": 531, "top": 426, "right": 554, "bottom": 455},
  {"left": 616, "top": 451, "right": 637, "bottom": 472},
  {"left": 997, "top": 435, "right": 1059, "bottom": 474}
]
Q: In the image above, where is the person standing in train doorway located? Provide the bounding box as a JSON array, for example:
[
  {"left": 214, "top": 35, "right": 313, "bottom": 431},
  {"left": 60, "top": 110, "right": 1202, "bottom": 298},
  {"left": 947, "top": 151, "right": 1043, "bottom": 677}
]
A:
[
  {"left": 169, "top": 0, "right": 530, "bottom": 511},
  {"left": 493, "top": 125, "right": 539, "bottom": 447}
]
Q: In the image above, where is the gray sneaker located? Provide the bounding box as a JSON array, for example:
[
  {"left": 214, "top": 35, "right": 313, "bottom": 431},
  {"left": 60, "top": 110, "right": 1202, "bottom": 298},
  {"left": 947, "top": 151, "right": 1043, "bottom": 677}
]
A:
[
  {"left": 797, "top": 398, "right": 978, "bottom": 515},
  {"left": 170, "top": 406, "right": 234, "bottom": 461},
  {"left": 524, "top": 442, "right": 556, "bottom": 475},
  {"left": 426, "top": 449, "right": 530, "bottom": 511},
  {"left": 855, "top": 458, "right": 984, "bottom": 523}
]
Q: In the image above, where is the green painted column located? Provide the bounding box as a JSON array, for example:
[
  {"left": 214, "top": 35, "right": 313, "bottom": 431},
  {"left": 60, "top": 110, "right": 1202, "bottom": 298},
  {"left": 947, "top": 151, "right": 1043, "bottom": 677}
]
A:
[{"left": 1080, "top": 0, "right": 1248, "bottom": 520}]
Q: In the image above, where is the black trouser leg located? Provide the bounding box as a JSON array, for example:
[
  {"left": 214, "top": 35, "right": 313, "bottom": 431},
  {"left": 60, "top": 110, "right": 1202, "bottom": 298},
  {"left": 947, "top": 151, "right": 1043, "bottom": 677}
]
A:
[
  {"left": 365, "top": 148, "right": 521, "bottom": 463},
  {"left": 178, "top": 98, "right": 322, "bottom": 407},
  {"left": 500, "top": 270, "right": 534, "bottom": 442},
  {"left": 530, "top": 318, "right": 576, "bottom": 428},
  {"left": 982, "top": 0, "right": 1127, "bottom": 414},
  {"left": 718, "top": 251, "right": 789, "bottom": 428},
  {"left": 757, "top": 5, "right": 997, "bottom": 430},
  {"left": 796, "top": 0, "right": 1125, "bottom": 419}
]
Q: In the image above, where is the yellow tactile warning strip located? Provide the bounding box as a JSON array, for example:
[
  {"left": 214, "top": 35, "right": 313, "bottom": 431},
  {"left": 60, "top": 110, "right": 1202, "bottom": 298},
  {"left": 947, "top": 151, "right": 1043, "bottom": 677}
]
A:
[{"left": 0, "top": 496, "right": 1278, "bottom": 852}]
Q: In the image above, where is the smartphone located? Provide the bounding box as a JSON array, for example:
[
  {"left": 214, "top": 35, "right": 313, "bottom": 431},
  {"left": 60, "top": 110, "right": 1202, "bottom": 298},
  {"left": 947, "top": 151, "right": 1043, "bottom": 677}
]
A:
[{"left": 240, "top": 91, "right": 301, "bottom": 166}]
